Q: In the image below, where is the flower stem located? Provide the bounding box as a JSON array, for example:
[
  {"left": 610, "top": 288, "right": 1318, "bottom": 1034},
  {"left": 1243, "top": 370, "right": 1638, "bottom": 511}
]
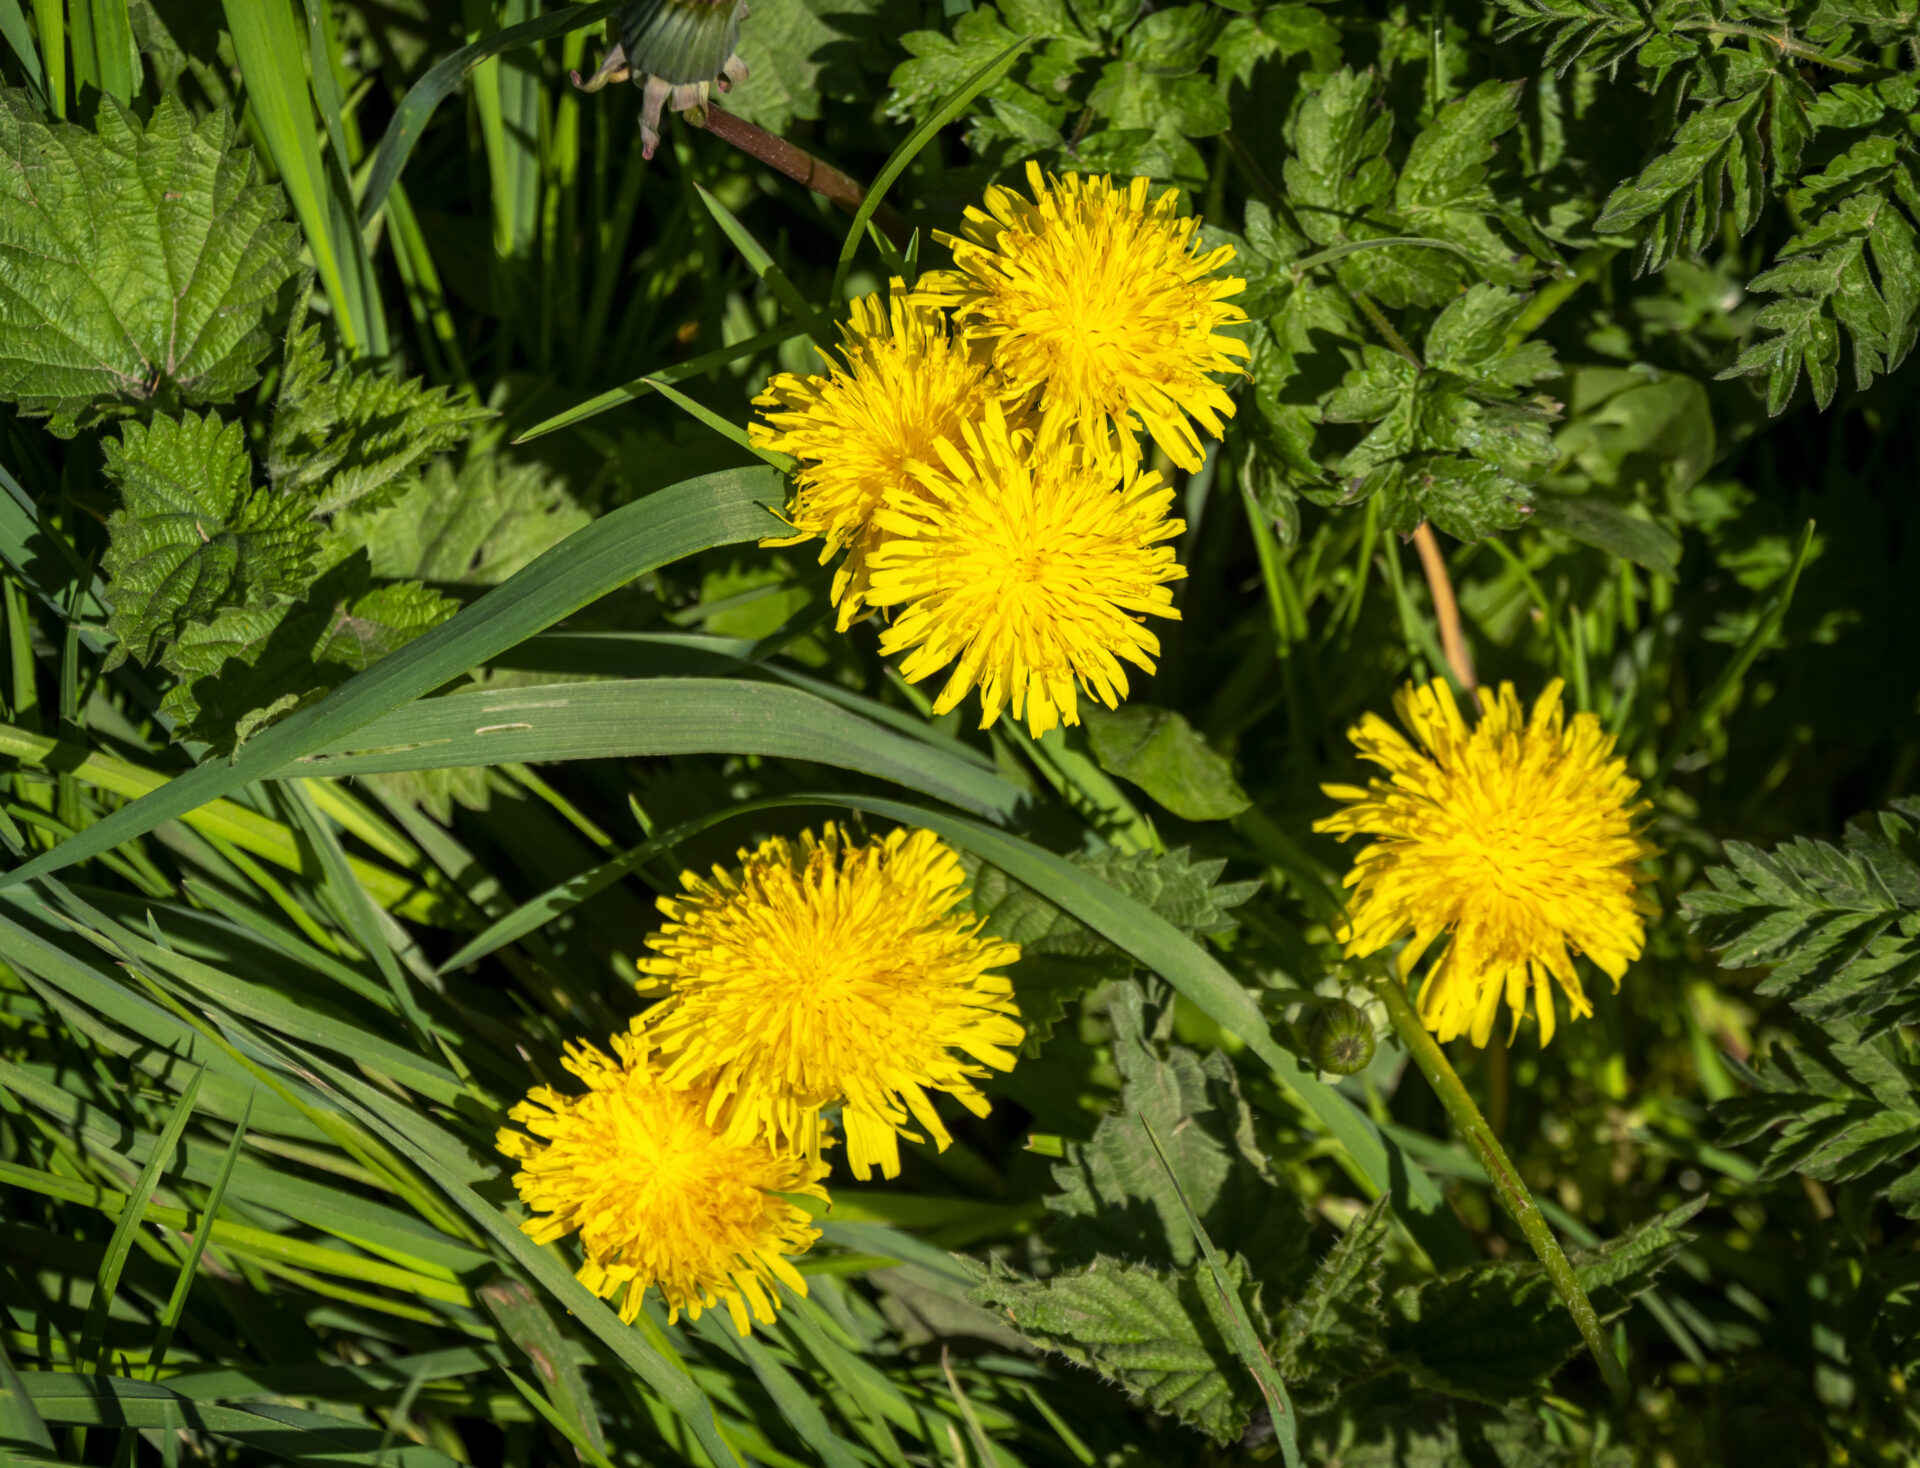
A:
[
  {"left": 1411, "top": 523, "right": 1478, "bottom": 699},
  {"left": 1369, "top": 970, "right": 1632, "bottom": 1404},
  {"left": 698, "top": 104, "right": 910, "bottom": 242}
]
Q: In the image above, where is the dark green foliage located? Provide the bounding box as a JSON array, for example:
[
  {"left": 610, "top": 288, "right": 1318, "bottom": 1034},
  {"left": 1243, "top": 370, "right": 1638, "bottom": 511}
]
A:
[
  {"left": 1386, "top": 1199, "right": 1705, "bottom": 1403},
  {"left": 1083, "top": 703, "right": 1250, "bottom": 821},
  {"left": 0, "top": 91, "right": 299, "bottom": 434},
  {"left": 1682, "top": 799, "right": 1920, "bottom": 1036},
  {"left": 100, "top": 412, "right": 318, "bottom": 668}
]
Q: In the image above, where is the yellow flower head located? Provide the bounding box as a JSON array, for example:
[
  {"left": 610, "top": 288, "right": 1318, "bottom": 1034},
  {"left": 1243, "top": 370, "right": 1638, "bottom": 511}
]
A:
[
  {"left": 749, "top": 290, "right": 1000, "bottom": 628},
  {"left": 863, "top": 402, "right": 1186, "bottom": 739},
  {"left": 914, "top": 162, "right": 1249, "bottom": 473},
  {"left": 635, "top": 823, "right": 1024, "bottom": 1181},
  {"left": 497, "top": 1029, "right": 827, "bottom": 1335},
  {"left": 1313, "top": 679, "right": 1658, "bottom": 1048}
]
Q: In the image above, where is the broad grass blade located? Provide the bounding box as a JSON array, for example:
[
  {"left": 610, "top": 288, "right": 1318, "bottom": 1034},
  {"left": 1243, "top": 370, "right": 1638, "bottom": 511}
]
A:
[{"left": 0, "top": 467, "right": 788, "bottom": 892}]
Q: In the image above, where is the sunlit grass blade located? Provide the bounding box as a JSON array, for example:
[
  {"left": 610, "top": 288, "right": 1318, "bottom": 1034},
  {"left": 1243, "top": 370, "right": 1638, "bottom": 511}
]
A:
[
  {"left": 479, "top": 1279, "right": 608, "bottom": 1461},
  {"left": 221, "top": 0, "right": 383, "bottom": 354},
  {"left": 0, "top": 467, "right": 787, "bottom": 893},
  {"left": 26, "top": 0, "right": 59, "bottom": 118},
  {"left": 644, "top": 375, "right": 795, "bottom": 468},
  {"left": 77, "top": 1066, "right": 204, "bottom": 1377},
  {"left": 68, "top": 0, "right": 132, "bottom": 108},
  {"left": 144, "top": 1094, "right": 250, "bottom": 1382},
  {"left": 278, "top": 779, "right": 433, "bottom": 1047},
  {"left": 20, "top": 1374, "right": 466, "bottom": 1466},
  {"left": 1138, "top": 1115, "right": 1301, "bottom": 1468},
  {"left": 0, "top": 0, "right": 45, "bottom": 105},
  {"left": 829, "top": 35, "right": 1029, "bottom": 301},
  {"left": 0, "top": 1338, "right": 54, "bottom": 1455},
  {"left": 695, "top": 183, "right": 831, "bottom": 347},
  {"left": 288, "top": 679, "right": 1023, "bottom": 819},
  {"left": 514, "top": 322, "right": 805, "bottom": 443},
  {"left": 358, "top": 0, "right": 624, "bottom": 230}
]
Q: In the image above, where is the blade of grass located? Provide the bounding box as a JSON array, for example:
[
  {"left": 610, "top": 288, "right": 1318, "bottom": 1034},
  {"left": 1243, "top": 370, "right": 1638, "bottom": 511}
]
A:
[
  {"left": 144, "top": 1095, "right": 250, "bottom": 1382},
  {"left": 358, "top": 0, "right": 624, "bottom": 230},
  {"left": 1138, "top": 1116, "right": 1301, "bottom": 1467},
  {"left": 829, "top": 35, "right": 1030, "bottom": 301},
  {"left": 514, "top": 322, "right": 803, "bottom": 443},
  {"left": 27, "top": 0, "right": 59, "bottom": 118},
  {"left": 77, "top": 1067, "right": 204, "bottom": 1376},
  {"left": 288, "top": 679, "right": 1022, "bottom": 820},
  {"left": 695, "top": 184, "right": 831, "bottom": 348},
  {"left": 0, "top": 466, "right": 787, "bottom": 892},
  {"left": 221, "top": 0, "right": 378, "bottom": 355},
  {"left": 0, "top": 0, "right": 45, "bottom": 104},
  {"left": 0, "top": 1338, "right": 54, "bottom": 1455},
  {"left": 643, "top": 376, "right": 795, "bottom": 468},
  {"left": 276, "top": 780, "right": 433, "bottom": 1049}
]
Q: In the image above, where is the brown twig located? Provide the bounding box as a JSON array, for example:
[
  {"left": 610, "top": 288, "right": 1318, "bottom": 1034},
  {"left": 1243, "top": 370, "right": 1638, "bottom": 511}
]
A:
[
  {"left": 1412, "top": 522, "right": 1479, "bottom": 701},
  {"left": 699, "top": 105, "right": 911, "bottom": 243}
]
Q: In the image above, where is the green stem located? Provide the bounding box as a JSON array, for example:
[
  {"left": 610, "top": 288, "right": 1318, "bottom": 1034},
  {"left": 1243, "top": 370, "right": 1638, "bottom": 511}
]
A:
[{"left": 1369, "top": 971, "right": 1631, "bottom": 1403}]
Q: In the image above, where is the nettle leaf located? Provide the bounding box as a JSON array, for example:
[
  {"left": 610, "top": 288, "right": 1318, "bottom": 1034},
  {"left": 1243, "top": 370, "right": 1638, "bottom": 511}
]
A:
[
  {"left": 101, "top": 412, "right": 318, "bottom": 669},
  {"left": 1083, "top": 703, "right": 1251, "bottom": 821},
  {"left": 968, "top": 1253, "right": 1261, "bottom": 1445},
  {"left": 1681, "top": 801, "right": 1920, "bottom": 1033},
  {"left": 1276, "top": 1196, "right": 1392, "bottom": 1411},
  {"left": 269, "top": 322, "right": 492, "bottom": 516},
  {"left": 967, "top": 849, "right": 1259, "bottom": 1051},
  {"left": 158, "top": 553, "right": 456, "bottom": 749},
  {"left": 1387, "top": 1198, "right": 1705, "bottom": 1402},
  {"left": 0, "top": 90, "right": 299, "bottom": 433},
  {"left": 1045, "top": 981, "right": 1310, "bottom": 1295},
  {"left": 343, "top": 456, "right": 590, "bottom": 587},
  {"left": 729, "top": 0, "right": 883, "bottom": 134}
]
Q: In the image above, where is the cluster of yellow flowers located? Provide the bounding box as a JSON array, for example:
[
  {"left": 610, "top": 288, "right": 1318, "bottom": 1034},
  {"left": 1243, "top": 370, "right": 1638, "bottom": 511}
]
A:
[
  {"left": 751, "top": 164, "right": 1249, "bottom": 739},
  {"left": 497, "top": 824, "right": 1022, "bottom": 1336}
]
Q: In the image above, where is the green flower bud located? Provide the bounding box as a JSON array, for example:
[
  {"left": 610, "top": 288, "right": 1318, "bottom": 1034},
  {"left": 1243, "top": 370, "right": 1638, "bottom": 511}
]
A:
[
  {"left": 574, "top": 0, "right": 751, "bottom": 159},
  {"left": 1310, "top": 999, "right": 1377, "bottom": 1077}
]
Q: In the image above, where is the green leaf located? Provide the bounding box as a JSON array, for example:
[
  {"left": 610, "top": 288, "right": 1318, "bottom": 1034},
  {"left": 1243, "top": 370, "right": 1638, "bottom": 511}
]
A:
[
  {"left": 967, "top": 846, "right": 1259, "bottom": 1050},
  {"left": 159, "top": 556, "right": 457, "bottom": 749},
  {"left": 268, "top": 320, "right": 492, "bottom": 516},
  {"left": 967, "top": 1253, "right": 1262, "bottom": 1445},
  {"left": 342, "top": 456, "right": 590, "bottom": 587},
  {"left": 478, "top": 1278, "right": 608, "bottom": 1462},
  {"left": 1528, "top": 493, "right": 1682, "bottom": 578},
  {"left": 1387, "top": 1198, "right": 1705, "bottom": 1402},
  {"left": 1275, "top": 1196, "right": 1392, "bottom": 1410},
  {"left": 1083, "top": 703, "right": 1251, "bottom": 820},
  {"left": 1046, "top": 981, "right": 1312, "bottom": 1296},
  {"left": 0, "top": 90, "right": 299, "bottom": 433},
  {"left": 101, "top": 411, "right": 320, "bottom": 668},
  {"left": 1594, "top": 90, "right": 1769, "bottom": 271},
  {"left": 728, "top": 0, "right": 882, "bottom": 134}
]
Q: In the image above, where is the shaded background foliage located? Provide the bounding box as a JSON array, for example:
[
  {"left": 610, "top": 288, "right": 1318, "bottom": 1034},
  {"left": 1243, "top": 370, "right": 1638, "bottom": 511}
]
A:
[{"left": 0, "top": 0, "right": 1916, "bottom": 1466}]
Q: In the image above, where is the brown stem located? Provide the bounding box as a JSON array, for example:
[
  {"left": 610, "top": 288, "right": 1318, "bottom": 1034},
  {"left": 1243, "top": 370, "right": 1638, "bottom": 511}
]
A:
[
  {"left": 1412, "top": 522, "right": 1479, "bottom": 701},
  {"left": 699, "top": 105, "right": 910, "bottom": 243}
]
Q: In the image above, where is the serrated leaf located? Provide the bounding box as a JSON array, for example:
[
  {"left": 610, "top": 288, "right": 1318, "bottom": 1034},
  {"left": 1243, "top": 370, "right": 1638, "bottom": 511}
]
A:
[
  {"left": 1083, "top": 703, "right": 1250, "bottom": 820},
  {"left": 0, "top": 90, "right": 299, "bottom": 433},
  {"left": 158, "top": 553, "right": 457, "bottom": 749},
  {"left": 101, "top": 411, "right": 319, "bottom": 668},
  {"left": 1388, "top": 1198, "right": 1704, "bottom": 1402},
  {"left": 268, "top": 322, "right": 492, "bottom": 516},
  {"left": 968, "top": 1254, "right": 1260, "bottom": 1444},
  {"left": 342, "top": 455, "right": 590, "bottom": 587},
  {"left": 729, "top": 0, "right": 884, "bottom": 134},
  {"left": 1046, "top": 981, "right": 1310, "bottom": 1295},
  {"left": 1276, "top": 1195, "right": 1391, "bottom": 1409}
]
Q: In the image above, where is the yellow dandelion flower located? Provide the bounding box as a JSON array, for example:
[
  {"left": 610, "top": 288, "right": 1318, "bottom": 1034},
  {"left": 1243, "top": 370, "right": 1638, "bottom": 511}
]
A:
[
  {"left": 497, "top": 1028, "right": 827, "bottom": 1335},
  {"left": 913, "top": 161, "right": 1248, "bottom": 473},
  {"left": 1313, "top": 678, "right": 1659, "bottom": 1048},
  {"left": 636, "top": 823, "right": 1024, "bottom": 1181},
  {"left": 749, "top": 289, "right": 1001, "bottom": 628},
  {"left": 862, "top": 401, "right": 1185, "bottom": 739}
]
